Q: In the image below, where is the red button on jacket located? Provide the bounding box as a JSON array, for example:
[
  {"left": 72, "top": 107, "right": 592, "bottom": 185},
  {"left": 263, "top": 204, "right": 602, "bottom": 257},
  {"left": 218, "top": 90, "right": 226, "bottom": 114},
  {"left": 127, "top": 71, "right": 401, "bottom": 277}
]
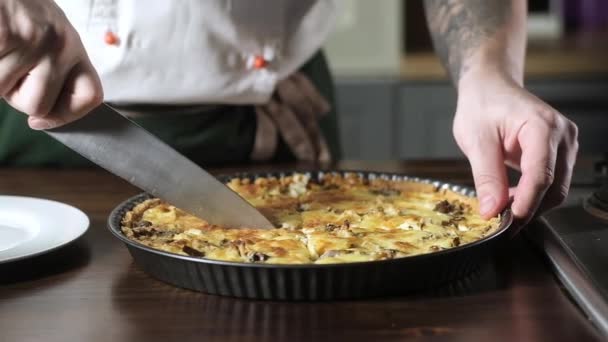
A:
[
  {"left": 104, "top": 31, "right": 119, "bottom": 46},
  {"left": 252, "top": 55, "right": 267, "bottom": 69}
]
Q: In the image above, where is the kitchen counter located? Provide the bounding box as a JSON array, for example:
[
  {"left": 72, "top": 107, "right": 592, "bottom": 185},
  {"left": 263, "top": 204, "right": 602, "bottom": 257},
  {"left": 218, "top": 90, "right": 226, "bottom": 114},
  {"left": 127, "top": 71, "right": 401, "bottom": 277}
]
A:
[
  {"left": 0, "top": 161, "right": 602, "bottom": 341},
  {"left": 400, "top": 50, "right": 608, "bottom": 81},
  {"left": 400, "top": 30, "right": 608, "bottom": 81}
]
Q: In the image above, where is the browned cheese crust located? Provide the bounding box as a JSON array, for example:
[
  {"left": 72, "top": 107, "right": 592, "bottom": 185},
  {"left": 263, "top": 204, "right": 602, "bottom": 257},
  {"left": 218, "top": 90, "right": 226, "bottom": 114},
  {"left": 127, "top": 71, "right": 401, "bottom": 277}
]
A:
[{"left": 121, "top": 173, "right": 501, "bottom": 264}]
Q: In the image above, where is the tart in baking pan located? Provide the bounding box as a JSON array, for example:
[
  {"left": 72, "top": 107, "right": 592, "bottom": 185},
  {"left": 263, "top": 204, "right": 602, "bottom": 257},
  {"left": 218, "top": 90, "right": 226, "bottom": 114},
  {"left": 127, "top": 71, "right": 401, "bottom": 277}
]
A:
[{"left": 121, "top": 173, "right": 500, "bottom": 265}]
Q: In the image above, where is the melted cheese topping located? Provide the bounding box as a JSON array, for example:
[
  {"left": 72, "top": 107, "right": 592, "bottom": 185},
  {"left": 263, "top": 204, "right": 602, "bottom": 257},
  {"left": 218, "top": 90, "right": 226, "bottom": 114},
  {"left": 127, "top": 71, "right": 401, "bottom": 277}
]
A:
[{"left": 121, "top": 173, "right": 501, "bottom": 264}]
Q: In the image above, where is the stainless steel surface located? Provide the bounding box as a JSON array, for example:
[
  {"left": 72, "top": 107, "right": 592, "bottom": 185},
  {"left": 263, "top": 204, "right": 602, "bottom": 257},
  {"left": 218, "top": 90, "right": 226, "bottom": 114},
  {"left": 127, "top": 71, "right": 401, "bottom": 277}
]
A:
[
  {"left": 585, "top": 184, "right": 608, "bottom": 220},
  {"left": 535, "top": 216, "right": 608, "bottom": 338},
  {"left": 530, "top": 181, "right": 608, "bottom": 338},
  {"left": 45, "top": 104, "right": 274, "bottom": 229}
]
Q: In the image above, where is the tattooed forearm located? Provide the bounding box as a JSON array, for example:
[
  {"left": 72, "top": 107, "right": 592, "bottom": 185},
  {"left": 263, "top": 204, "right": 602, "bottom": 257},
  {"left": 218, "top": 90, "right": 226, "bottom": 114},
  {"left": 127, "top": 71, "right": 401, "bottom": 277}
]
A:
[{"left": 423, "top": 0, "right": 511, "bottom": 83}]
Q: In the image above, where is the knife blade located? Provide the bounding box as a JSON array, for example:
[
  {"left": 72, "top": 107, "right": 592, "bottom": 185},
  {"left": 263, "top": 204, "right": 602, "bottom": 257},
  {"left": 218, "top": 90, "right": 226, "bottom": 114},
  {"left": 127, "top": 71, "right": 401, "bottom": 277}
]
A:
[{"left": 45, "top": 104, "right": 275, "bottom": 229}]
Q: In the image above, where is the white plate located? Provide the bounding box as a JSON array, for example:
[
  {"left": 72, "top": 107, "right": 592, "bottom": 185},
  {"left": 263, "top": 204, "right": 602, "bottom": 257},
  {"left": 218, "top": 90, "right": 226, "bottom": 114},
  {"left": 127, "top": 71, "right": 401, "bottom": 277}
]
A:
[{"left": 0, "top": 196, "right": 89, "bottom": 264}]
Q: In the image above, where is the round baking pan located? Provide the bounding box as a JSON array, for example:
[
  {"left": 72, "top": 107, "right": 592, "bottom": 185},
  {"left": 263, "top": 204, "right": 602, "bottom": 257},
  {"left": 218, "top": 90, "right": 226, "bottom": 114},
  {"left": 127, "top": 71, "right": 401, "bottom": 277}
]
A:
[{"left": 108, "top": 171, "right": 513, "bottom": 300}]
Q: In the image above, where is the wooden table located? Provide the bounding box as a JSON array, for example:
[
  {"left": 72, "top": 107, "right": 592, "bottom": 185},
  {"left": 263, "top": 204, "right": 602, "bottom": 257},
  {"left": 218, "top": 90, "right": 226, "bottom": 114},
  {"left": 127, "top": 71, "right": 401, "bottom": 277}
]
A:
[{"left": 0, "top": 162, "right": 602, "bottom": 341}]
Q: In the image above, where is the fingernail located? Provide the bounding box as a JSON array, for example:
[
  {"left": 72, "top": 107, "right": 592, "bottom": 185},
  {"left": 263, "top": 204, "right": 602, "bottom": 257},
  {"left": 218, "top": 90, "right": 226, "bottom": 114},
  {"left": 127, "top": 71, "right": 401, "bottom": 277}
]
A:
[
  {"left": 28, "top": 118, "right": 51, "bottom": 130},
  {"left": 479, "top": 195, "right": 496, "bottom": 216}
]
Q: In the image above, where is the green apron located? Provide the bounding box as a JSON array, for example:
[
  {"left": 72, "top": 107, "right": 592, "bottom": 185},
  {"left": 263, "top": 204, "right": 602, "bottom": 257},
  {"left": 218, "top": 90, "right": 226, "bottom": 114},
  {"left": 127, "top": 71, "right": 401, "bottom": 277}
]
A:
[{"left": 0, "top": 51, "right": 340, "bottom": 167}]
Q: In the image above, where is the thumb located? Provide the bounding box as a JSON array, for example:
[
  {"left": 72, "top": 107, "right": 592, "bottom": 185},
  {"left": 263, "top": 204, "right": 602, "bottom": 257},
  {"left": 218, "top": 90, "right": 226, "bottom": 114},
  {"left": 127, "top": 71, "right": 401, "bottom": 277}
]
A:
[{"left": 465, "top": 137, "right": 509, "bottom": 219}]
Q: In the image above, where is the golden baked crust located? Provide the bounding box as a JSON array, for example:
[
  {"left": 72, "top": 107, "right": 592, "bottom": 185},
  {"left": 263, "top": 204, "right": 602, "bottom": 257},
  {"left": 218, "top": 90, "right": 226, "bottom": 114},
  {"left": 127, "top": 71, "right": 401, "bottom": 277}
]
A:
[{"left": 121, "top": 173, "right": 501, "bottom": 264}]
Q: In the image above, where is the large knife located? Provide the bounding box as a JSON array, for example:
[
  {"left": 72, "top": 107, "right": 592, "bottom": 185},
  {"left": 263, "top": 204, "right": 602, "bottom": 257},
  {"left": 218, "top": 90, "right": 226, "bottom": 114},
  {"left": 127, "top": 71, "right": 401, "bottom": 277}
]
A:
[{"left": 45, "top": 104, "right": 275, "bottom": 229}]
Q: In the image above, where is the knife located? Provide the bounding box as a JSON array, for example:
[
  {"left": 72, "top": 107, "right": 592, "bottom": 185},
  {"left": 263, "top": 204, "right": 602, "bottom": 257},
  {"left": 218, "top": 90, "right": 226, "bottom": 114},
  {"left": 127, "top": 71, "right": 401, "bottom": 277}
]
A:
[{"left": 45, "top": 104, "right": 275, "bottom": 229}]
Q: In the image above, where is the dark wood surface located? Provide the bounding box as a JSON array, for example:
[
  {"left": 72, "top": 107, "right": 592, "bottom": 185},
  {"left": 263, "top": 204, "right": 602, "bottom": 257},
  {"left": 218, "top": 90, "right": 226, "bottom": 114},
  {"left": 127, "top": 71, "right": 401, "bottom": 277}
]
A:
[{"left": 0, "top": 161, "right": 602, "bottom": 342}]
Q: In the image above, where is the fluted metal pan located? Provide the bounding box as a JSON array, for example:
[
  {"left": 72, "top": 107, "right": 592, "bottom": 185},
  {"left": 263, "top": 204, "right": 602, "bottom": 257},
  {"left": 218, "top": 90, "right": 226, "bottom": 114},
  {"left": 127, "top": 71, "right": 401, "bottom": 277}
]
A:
[{"left": 108, "top": 171, "right": 513, "bottom": 300}]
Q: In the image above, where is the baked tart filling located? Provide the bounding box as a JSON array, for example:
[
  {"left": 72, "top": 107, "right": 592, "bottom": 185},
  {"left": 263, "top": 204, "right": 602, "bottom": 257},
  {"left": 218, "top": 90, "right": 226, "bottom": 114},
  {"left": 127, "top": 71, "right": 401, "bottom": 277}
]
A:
[{"left": 121, "top": 173, "right": 501, "bottom": 264}]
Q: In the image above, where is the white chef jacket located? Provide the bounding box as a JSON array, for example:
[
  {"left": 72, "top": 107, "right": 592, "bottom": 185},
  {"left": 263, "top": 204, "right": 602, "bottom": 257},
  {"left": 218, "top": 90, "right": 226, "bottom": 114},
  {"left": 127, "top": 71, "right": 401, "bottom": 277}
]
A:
[{"left": 55, "top": 0, "right": 337, "bottom": 104}]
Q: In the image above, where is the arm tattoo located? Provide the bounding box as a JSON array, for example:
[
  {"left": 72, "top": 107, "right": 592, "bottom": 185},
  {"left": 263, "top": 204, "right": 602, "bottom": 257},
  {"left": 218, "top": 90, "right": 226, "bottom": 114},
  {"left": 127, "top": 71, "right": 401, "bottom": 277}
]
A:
[{"left": 424, "top": 0, "right": 511, "bottom": 83}]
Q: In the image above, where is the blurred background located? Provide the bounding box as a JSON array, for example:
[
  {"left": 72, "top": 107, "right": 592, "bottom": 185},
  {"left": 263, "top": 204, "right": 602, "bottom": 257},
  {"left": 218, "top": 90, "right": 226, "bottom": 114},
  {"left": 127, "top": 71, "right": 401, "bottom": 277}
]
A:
[{"left": 324, "top": 0, "right": 608, "bottom": 162}]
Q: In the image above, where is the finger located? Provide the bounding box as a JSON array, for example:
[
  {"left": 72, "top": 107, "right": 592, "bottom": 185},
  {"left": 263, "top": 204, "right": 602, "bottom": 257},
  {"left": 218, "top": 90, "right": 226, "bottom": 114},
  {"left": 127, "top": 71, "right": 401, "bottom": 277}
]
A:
[
  {"left": 504, "top": 148, "right": 522, "bottom": 172},
  {"left": 28, "top": 60, "right": 103, "bottom": 130},
  {"left": 535, "top": 146, "right": 571, "bottom": 215},
  {"left": 317, "top": 134, "right": 332, "bottom": 163},
  {"left": 466, "top": 133, "right": 509, "bottom": 219},
  {"left": 537, "top": 125, "right": 578, "bottom": 214},
  {"left": 276, "top": 77, "right": 313, "bottom": 116},
  {"left": 263, "top": 99, "right": 315, "bottom": 161},
  {"left": 511, "top": 122, "right": 558, "bottom": 222},
  {"left": 0, "top": 47, "right": 37, "bottom": 96},
  {"left": 290, "top": 72, "right": 331, "bottom": 116},
  {"left": 2, "top": 17, "right": 62, "bottom": 100},
  {"left": 0, "top": 11, "right": 30, "bottom": 94},
  {"left": 508, "top": 186, "right": 517, "bottom": 199},
  {"left": 5, "top": 55, "right": 72, "bottom": 118},
  {"left": 276, "top": 77, "right": 322, "bottom": 155},
  {"left": 251, "top": 106, "right": 279, "bottom": 161}
]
